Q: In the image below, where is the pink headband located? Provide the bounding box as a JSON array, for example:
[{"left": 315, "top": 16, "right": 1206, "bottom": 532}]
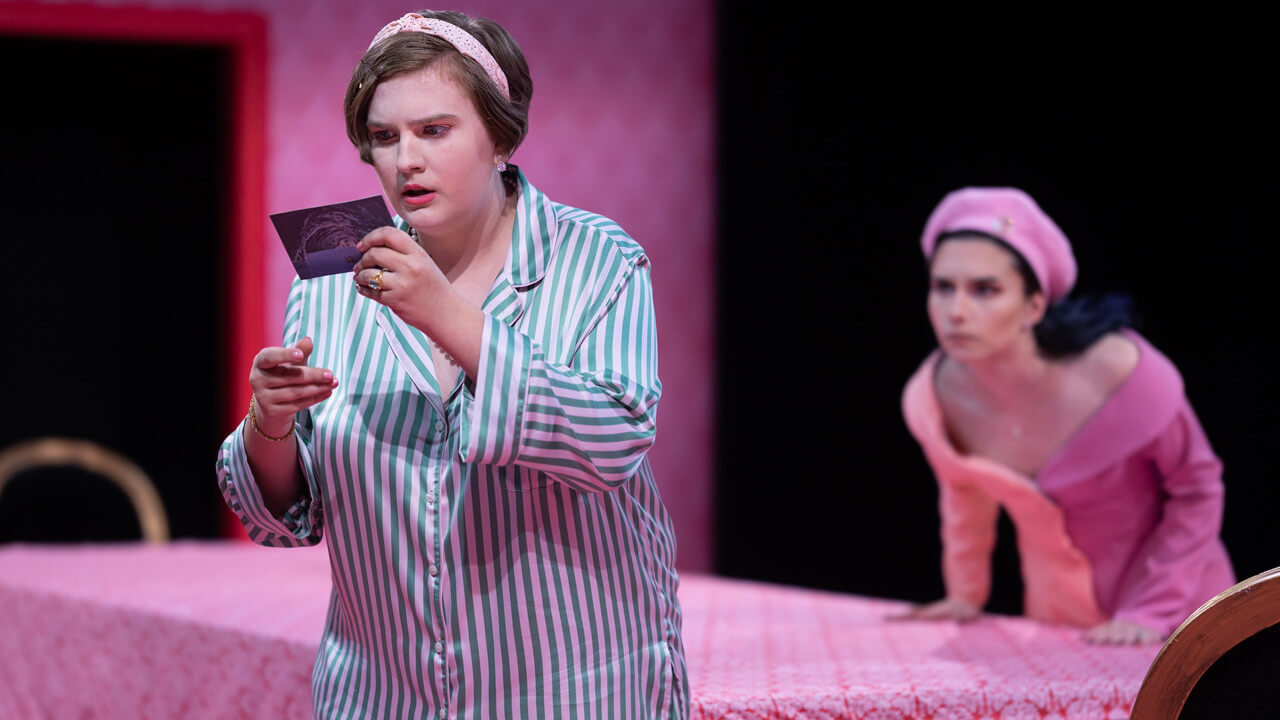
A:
[
  {"left": 920, "top": 187, "right": 1078, "bottom": 303},
  {"left": 367, "top": 13, "right": 511, "bottom": 101}
]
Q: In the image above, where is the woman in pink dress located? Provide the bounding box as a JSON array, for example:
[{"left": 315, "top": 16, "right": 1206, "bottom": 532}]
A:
[{"left": 897, "top": 187, "right": 1235, "bottom": 644}]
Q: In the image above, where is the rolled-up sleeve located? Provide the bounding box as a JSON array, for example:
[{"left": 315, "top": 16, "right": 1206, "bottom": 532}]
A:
[
  {"left": 459, "top": 260, "right": 661, "bottom": 493},
  {"left": 214, "top": 277, "right": 324, "bottom": 547}
]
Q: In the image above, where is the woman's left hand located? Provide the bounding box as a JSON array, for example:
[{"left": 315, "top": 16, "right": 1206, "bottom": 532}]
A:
[
  {"left": 1082, "top": 619, "right": 1162, "bottom": 645},
  {"left": 353, "top": 225, "right": 449, "bottom": 331}
]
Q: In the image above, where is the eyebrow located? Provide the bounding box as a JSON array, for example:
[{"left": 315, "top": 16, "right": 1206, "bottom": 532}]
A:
[{"left": 366, "top": 113, "right": 459, "bottom": 128}]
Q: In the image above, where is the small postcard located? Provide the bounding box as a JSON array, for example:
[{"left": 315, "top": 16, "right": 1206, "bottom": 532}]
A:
[{"left": 270, "top": 196, "right": 394, "bottom": 279}]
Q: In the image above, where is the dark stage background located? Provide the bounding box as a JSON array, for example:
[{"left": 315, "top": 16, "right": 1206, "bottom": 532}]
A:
[
  {"left": 0, "top": 37, "right": 226, "bottom": 542},
  {"left": 713, "top": 6, "right": 1280, "bottom": 613}
]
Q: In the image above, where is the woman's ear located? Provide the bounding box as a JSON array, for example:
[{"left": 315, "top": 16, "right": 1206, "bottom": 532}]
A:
[{"left": 1025, "top": 291, "right": 1048, "bottom": 327}]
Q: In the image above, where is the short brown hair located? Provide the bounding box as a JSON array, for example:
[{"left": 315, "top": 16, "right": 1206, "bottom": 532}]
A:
[{"left": 343, "top": 10, "right": 532, "bottom": 188}]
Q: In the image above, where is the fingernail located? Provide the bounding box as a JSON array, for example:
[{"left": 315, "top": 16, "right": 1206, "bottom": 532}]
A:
[
  {"left": 322, "top": 371, "right": 333, "bottom": 380},
  {"left": 293, "top": 350, "right": 303, "bottom": 359},
  {"left": 332, "top": 378, "right": 340, "bottom": 386}
]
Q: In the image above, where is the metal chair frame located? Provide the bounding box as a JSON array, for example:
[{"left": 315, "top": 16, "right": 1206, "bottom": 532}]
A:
[{"left": 0, "top": 437, "right": 169, "bottom": 543}]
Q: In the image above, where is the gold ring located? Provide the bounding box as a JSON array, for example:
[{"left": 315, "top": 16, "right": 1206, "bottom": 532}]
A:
[{"left": 369, "top": 269, "right": 384, "bottom": 291}]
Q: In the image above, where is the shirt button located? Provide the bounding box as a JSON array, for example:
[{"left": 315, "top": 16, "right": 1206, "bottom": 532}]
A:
[
  {"left": 435, "top": 420, "right": 445, "bottom": 432},
  {"left": 434, "top": 641, "right": 444, "bottom": 653},
  {"left": 425, "top": 491, "right": 437, "bottom": 504},
  {"left": 428, "top": 564, "right": 439, "bottom": 576}
]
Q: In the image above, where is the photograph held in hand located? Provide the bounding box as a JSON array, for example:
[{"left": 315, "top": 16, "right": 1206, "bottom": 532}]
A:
[{"left": 269, "top": 195, "right": 393, "bottom": 279}]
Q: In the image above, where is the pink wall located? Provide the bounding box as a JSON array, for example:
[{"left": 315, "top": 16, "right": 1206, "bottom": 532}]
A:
[{"left": 8, "top": 0, "right": 716, "bottom": 570}]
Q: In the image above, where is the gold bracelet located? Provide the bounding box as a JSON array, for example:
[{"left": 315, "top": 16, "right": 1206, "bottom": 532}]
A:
[{"left": 248, "top": 394, "right": 295, "bottom": 442}]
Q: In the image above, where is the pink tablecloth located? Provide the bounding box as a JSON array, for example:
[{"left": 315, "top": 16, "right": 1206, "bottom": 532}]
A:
[{"left": 0, "top": 541, "right": 1157, "bottom": 720}]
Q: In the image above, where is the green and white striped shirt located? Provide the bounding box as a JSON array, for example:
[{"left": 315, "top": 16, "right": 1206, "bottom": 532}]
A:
[{"left": 217, "top": 170, "right": 687, "bottom": 719}]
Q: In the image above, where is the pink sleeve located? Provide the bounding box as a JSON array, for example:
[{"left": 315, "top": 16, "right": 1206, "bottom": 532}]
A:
[
  {"left": 939, "top": 479, "right": 999, "bottom": 608},
  {"left": 1111, "top": 401, "right": 1228, "bottom": 636}
]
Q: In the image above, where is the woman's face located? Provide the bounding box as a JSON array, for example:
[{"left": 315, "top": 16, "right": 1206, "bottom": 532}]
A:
[
  {"left": 366, "top": 63, "right": 501, "bottom": 237},
  {"left": 927, "top": 237, "right": 1045, "bottom": 362}
]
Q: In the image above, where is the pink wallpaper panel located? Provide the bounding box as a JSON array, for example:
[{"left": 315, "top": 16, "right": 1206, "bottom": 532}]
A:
[{"left": 7, "top": 0, "right": 717, "bottom": 570}]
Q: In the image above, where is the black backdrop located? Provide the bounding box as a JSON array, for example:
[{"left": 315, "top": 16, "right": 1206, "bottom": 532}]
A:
[
  {"left": 713, "top": 5, "right": 1280, "bottom": 612},
  {"left": 0, "top": 37, "right": 226, "bottom": 542}
]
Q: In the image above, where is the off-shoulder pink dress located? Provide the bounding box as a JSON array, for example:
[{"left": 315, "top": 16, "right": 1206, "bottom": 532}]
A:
[{"left": 901, "top": 330, "right": 1235, "bottom": 636}]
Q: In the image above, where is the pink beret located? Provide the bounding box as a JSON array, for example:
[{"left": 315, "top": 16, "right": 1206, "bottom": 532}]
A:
[{"left": 920, "top": 187, "right": 1077, "bottom": 303}]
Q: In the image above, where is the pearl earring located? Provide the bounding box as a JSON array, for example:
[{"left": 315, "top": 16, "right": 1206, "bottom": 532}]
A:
[{"left": 495, "top": 155, "right": 507, "bottom": 173}]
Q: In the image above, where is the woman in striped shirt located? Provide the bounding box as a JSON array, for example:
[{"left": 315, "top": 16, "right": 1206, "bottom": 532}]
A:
[{"left": 217, "top": 10, "right": 687, "bottom": 719}]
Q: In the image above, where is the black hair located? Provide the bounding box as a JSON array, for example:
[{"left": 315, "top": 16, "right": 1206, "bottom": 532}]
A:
[{"left": 933, "top": 231, "right": 1140, "bottom": 359}]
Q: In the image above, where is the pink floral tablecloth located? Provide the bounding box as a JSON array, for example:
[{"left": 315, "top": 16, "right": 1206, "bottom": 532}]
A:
[{"left": 0, "top": 541, "right": 1157, "bottom": 719}]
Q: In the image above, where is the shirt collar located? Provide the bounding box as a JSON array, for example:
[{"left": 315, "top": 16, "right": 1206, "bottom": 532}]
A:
[
  {"left": 504, "top": 166, "right": 559, "bottom": 288},
  {"left": 392, "top": 165, "right": 558, "bottom": 290}
]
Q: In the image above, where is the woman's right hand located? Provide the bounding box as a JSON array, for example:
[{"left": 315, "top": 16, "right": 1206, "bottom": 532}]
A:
[
  {"left": 887, "top": 597, "right": 982, "bottom": 623},
  {"left": 248, "top": 337, "right": 338, "bottom": 435}
]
